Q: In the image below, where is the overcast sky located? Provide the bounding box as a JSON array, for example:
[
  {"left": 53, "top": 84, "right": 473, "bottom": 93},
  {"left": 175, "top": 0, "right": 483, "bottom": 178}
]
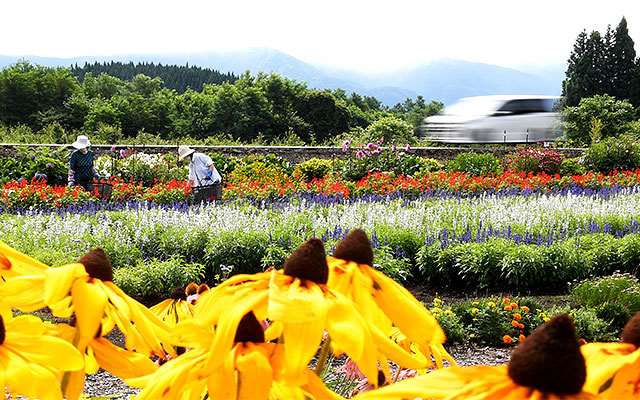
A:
[{"left": 3, "top": 0, "right": 640, "bottom": 72}]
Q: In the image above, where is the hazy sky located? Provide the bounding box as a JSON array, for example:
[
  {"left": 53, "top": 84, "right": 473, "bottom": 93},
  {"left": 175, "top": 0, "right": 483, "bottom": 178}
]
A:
[{"left": 3, "top": 0, "right": 640, "bottom": 71}]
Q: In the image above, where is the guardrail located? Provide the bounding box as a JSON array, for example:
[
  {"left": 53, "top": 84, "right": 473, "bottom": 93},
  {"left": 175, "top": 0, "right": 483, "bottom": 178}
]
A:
[{"left": 0, "top": 143, "right": 587, "bottom": 162}]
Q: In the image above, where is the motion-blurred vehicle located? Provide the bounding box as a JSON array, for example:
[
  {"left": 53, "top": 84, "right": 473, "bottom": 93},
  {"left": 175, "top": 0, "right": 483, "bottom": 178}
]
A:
[{"left": 421, "top": 95, "right": 561, "bottom": 143}]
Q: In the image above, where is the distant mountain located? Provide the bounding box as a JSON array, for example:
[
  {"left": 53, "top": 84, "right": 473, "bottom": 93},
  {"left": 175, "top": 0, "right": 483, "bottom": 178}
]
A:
[{"left": 0, "top": 49, "right": 564, "bottom": 105}]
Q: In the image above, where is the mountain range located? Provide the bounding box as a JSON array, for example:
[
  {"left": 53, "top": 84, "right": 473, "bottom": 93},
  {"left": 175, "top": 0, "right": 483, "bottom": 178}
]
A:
[{"left": 0, "top": 48, "right": 565, "bottom": 105}]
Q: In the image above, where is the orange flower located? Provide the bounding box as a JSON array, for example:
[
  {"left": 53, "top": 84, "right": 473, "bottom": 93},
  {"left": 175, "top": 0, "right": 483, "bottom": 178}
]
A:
[
  {"left": 518, "top": 322, "right": 525, "bottom": 330},
  {"left": 504, "top": 305, "right": 513, "bottom": 311},
  {"left": 521, "top": 306, "right": 530, "bottom": 313},
  {"left": 519, "top": 334, "right": 526, "bottom": 342},
  {"left": 513, "top": 313, "right": 522, "bottom": 321},
  {"left": 502, "top": 335, "right": 513, "bottom": 344},
  {"left": 502, "top": 297, "right": 511, "bottom": 305},
  {"left": 512, "top": 320, "right": 520, "bottom": 328},
  {"left": 510, "top": 302, "right": 518, "bottom": 309}
]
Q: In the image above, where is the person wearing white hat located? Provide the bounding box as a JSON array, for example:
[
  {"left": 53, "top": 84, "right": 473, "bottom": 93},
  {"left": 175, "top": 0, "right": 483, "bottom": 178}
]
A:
[
  {"left": 178, "top": 145, "right": 222, "bottom": 189},
  {"left": 68, "top": 135, "right": 99, "bottom": 190}
]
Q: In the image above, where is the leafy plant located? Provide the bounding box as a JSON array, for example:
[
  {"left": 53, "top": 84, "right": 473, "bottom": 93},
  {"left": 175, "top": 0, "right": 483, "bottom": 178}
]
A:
[
  {"left": 294, "top": 158, "right": 333, "bottom": 181},
  {"left": 447, "top": 152, "right": 501, "bottom": 176},
  {"left": 583, "top": 135, "right": 640, "bottom": 173}
]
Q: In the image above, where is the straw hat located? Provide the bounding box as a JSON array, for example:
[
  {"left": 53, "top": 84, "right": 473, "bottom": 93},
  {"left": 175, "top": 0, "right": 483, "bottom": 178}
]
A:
[
  {"left": 71, "top": 135, "right": 91, "bottom": 150},
  {"left": 178, "top": 145, "right": 196, "bottom": 160}
]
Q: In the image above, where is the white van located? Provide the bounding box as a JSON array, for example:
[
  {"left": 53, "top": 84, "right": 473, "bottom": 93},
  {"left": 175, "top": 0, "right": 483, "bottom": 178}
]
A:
[{"left": 422, "top": 95, "right": 562, "bottom": 143}]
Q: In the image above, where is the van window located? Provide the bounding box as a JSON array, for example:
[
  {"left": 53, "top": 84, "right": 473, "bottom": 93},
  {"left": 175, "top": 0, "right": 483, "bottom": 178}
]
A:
[{"left": 497, "top": 99, "right": 548, "bottom": 114}]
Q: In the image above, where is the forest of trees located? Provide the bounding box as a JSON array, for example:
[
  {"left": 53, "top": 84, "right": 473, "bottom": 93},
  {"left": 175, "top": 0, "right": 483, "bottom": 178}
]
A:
[
  {"left": 71, "top": 61, "right": 237, "bottom": 93},
  {"left": 563, "top": 17, "right": 640, "bottom": 107},
  {"left": 0, "top": 62, "right": 443, "bottom": 144}
]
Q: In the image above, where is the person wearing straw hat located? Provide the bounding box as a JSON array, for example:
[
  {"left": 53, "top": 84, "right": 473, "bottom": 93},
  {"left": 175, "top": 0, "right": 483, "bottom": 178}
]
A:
[
  {"left": 68, "top": 134, "right": 99, "bottom": 191},
  {"left": 178, "top": 145, "right": 221, "bottom": 188}
]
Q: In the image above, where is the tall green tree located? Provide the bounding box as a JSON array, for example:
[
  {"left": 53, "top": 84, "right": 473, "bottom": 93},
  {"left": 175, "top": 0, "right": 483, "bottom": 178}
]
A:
[{"left": 610, "top": 17, "right": 637, "bottom": 101}]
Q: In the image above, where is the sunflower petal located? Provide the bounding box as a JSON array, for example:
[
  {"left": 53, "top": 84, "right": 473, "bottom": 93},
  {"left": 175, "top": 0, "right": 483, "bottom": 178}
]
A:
[{"left": 237, "top": 343, "right": 274, "bottom": 400}]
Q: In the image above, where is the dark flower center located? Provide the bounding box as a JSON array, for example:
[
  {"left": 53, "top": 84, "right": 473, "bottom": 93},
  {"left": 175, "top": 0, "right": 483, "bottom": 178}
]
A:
[
  {"left": 508, "top": 314, "right": 586, "bottom": 395},
  {"left": 333, "top": 229, "right": 374, "bottom": 266},
  {"left": 78, "top": 248, "right": 113, "bottom": 282},
  {"left": 197, "top": 284, "right": 210, "bottom": 294},
  {"left": 234, "top": 312, "right": 265, "bottom": 344},
  {"left": 0, "top": 315, "right": 5, "bottom": 345},
  {"left": 622, "top": 312, "right": 640, "bottom": 347},
  {"left": 170, "top": 287, "right": 187, "bottom": 300},
  {"left": 185, "top": 283, "right": 199, "bottom": 297},
  {"left": 283, "top": 238, "right": 329, "bottom": 284}
]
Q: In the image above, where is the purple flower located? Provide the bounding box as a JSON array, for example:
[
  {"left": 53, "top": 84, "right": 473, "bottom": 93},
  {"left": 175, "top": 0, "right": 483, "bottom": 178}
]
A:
[
  {"left": 404, "top": 144, "right": 412, "bottom": 152},
  {"left": 110, "top": 145, "right": 117, "bottom": 152},
  {"left": 341, "top": 139, "right": 352, "bottom": 152},
  {"left": 355, "top": 150, "right": 366, "bottom": 159},
  {"left": 377, "top": 137, "right": 384, "bottom": 145},
  {"left": 119, "top": 149, "right": 127, "bottom": 159},
  {"left": 367, "top": 143, "right": 378, "bottom": 151}
]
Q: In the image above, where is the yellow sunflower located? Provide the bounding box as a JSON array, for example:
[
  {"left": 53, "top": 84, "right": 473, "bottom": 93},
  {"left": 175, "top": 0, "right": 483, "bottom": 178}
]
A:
[
  {"left": 191, "top": 239, "right": 384, "bottom": 390},
  {"left": 0, "top": 246, "right": 174, "bottom": 399},
  {"left": 353, "top": 314, "right": 598, "bottom": 400},
  {"left": 327, "top": 229, "right": 454, "bottom": 369},
  {"left": 130, "top": 311, "right": 344, "bottom": 400},
  {"left": 581, "top": 312, "right": 640, "bottom": 398},
  {"left": 0, "top": 306, "right": 84, "bottom": 400}
]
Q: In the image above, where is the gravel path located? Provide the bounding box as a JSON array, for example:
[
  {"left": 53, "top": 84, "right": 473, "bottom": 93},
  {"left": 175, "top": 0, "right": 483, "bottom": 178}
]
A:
[{"left": 79, "top": 344, "right": 512, "bottom": 399}]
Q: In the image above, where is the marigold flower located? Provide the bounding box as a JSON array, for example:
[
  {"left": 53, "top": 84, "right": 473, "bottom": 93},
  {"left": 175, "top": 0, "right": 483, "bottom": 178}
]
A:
[
  {"left": 354, "top": 315, "right": 598, "bottom": 400},
  {"left": 521, "top": 306, "right": 530, "bottom": 313},
  {"left": 512, "top": 320, "right": 520, "bottom": 328},
  {"left": 503, "top": 297, "right": 511, "bottom": 305},
  {"left": 503, "top": 335, "right": 514, "bottom": 344},
  {"left": 510, "top": 302, "right": 518, "bottom": 309},
  {"left": 519, "top": 334, "right": 526, "bottom": 342},
  {"left": 513, "top": 313, "right": 522, "bottom": 321},
  {"left": 504, "top": 305, "right": 513, "bottom": 311}
]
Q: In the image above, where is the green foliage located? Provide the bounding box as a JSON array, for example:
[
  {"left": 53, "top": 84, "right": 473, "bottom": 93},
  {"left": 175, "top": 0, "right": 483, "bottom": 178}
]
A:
[
  {"left": 559, "top": 158, "right": 586, "bottom": 176},
  {"left": 562, "top": 95, "right": 636, "bottom": 144},
  {"left": 447, "top": 152, "right": 501, "bottom": 176},
  {"left": 0, "top": 146, "right": 68, "bottom": 184},
  {"left": 114, "top": 258, "right": 205, "bottom": 301},
  {"left": 562, "top": 18, "right": 640, "bottom": 107},
  {"left": 372, "top": 245, "right": 412, "bottom": 282},
  {"left": 583, "top": 135, "right": 640, "bottom": 173},
  {"left": 564, "top": 307, "right": 616, "bottom": 341},
  {"left": 390, "top": 96, "right": 444, "bottom": 132},
  {"left": 205, "top": 231, "right": 270, "bottom": 276},
  {"left": 571, "top": 274, "right": 640, "bottom": 313},
  {"left": 294, "top": 158, "right": 333, "bottom": 181},
  {"left": 359, "top": 116, "right": 416, "bottom": 145}
]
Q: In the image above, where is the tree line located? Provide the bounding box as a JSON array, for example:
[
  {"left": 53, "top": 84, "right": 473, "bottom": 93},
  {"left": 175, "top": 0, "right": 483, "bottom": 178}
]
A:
[
  {"left": 563, "top": 17, "right": 640, "bottom": 107},
  {"left": 0, "top": 62, "right": 443, "bottom": 144},
  {"left": 71, "top": 61, "right": 237, "bottom": 93}
]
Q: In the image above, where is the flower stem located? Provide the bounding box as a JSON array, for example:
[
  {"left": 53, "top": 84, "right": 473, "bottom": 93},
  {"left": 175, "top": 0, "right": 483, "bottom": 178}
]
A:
[{"left": 314, "top": 338, "right": 332, "bottom": 376}]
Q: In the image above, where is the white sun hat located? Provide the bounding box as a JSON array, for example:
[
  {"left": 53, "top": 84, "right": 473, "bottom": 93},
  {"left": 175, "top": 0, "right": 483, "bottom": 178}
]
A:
[
  {"left": 71, "top": 135, "right": 91, "bottom": 150},
  {"left": 178, "top": 145, "right": 196, "bottom": 160}
]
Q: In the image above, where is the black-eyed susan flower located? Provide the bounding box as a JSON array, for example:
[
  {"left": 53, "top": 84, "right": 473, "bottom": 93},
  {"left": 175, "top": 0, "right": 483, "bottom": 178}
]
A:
[
  {"left": 0, "top": 246, "right": 174, "bottom": 400},
  {"left": 0, "top": 240, "right": 48, "bottom": 280},
  {"left": 327, "top": 229, "right": 454, "bottom": 370},
  {"left": 353, "top": 315, "right": 598, "bottom": 400},
  {"left": 130, "top": 311, "right": 344, "bottom": 400},
  {"left": 150, "top": 284, "right": 197, "bottom": 327},
  {"left": 0, "top": 307, "right": 84, "bottom": 400},
  {"left": 188, "top": 239, "right": 381, "bottom": 391},
  {"left": 581, "top": 312, "right": 640, "bottom": 398}
]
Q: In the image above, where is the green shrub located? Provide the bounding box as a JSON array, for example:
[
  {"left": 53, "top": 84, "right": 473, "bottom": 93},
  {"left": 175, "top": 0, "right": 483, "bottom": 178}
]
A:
[
  {"left": 417, "top": 158, "right": 443, "bottom": 174},
  {"left": 359, "top": 116, "right": 417, "bottom": 145},
  {"left": 583, "top": 136, "right": 640, "bottom": 173},
  {"left": 434, "top": 310, "right": 465, "bottom": 344},
  {"left": 373, "top": 245, "right": 412, "bottom": 282},
  {"left": 500, "top": 245, "right": 548, "bottom": 290},
  {"left": 447, "top": 152, "right": 501, "bottom": 176},
  {"left": 595, "top": 302, "right": 632, "bottom": 334},
  {"left": 0, "top": 146, "right": 68, "bottom": 184},
  {"left": 261, "top": 244, "right": 290, "bottom": 269},
  {"left": 295, "top": 158, "right": 333, "bottom": 181},
  {"left": 559, "top": 158, "right": 585, "bottom": 176},
  {"left": 569, "top": 308, "right": 616, "bottom": 341},
  {"left": 571, "top": 274, "right": 640, "bottom": 313},
  {"left": 562, "top": 94, "right": 636, "bottom": 145},
  {"left": 205, "top": 231, "right": 270, "bottom": 277},
  {"left": 505, "top": 147, "right": 564, "bottom": 175},
  {"left": 114, "top": 258, "right": 205, "bottom": 301}
]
